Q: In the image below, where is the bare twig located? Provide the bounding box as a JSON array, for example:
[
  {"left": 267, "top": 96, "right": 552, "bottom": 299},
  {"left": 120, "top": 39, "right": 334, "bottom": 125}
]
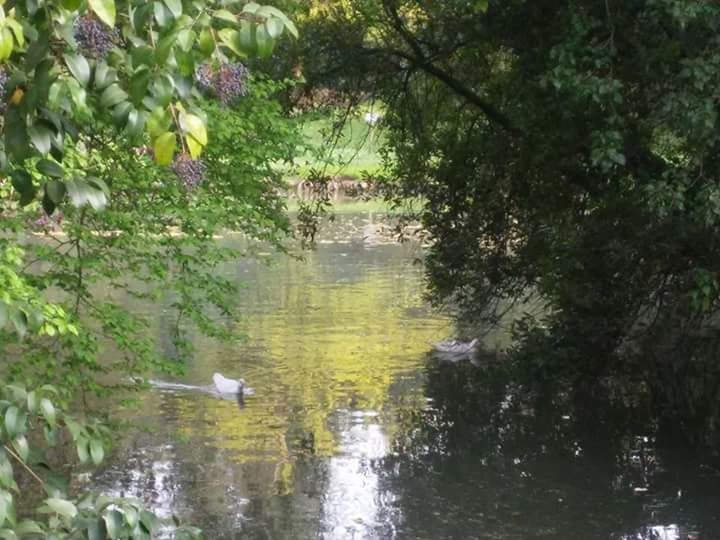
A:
[{"left": 3, "top": 443, "right": 45, "bottom": 486}]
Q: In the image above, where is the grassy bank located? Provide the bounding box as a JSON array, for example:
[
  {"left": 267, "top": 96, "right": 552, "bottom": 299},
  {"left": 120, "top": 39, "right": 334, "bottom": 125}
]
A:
[{"left": 293, "top": 107, "right": 386, "bottom": 180}]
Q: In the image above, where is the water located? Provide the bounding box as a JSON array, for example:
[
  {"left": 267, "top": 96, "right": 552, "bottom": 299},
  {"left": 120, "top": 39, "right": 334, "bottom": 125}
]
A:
[{"left": 91, "top": 213, "right": 720, "bottom": 539}]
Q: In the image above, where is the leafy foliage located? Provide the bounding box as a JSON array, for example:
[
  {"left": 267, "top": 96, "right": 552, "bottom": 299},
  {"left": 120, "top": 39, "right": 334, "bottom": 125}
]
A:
[
  {"left": 285, "top": 0, "right": 720, "bottom": 434},
  {"left": 1, "top": 78, "right": 301, "bottom": 397},
  {"left": 0, "top": 0, "right": 296, "bottom": 213},
  {"left": 0, "top": 0, "right": 303, "bottom": 531},
  {"left": 0, "top": 382, "right": 203, "bottom": 539}
]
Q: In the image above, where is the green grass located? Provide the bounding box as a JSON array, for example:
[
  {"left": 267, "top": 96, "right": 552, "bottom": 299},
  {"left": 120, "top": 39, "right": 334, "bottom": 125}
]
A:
[{"left": 292, "top": 108, "right": 386, "bottom": 179}]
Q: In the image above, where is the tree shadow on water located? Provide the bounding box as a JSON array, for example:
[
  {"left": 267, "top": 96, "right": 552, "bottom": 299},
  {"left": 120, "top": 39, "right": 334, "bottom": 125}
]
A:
[{"left": 374, "top": 354, "right": 720, "bottom": 540}]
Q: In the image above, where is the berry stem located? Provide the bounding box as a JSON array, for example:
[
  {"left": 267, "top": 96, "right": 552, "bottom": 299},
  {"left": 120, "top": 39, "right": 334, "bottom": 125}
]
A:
[{"left": 169, "top": 105, "right": 189, "bottom": 154}]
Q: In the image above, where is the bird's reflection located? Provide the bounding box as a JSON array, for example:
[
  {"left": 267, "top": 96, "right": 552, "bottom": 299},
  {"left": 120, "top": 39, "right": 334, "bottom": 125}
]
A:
[{"left": 236, "top": 391, "right": 245, "bottom": 410}]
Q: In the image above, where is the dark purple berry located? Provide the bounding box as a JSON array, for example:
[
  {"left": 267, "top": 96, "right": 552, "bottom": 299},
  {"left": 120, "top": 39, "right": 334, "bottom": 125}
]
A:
[
  {"left": 215, "top": 63, "right": 249, "bottom": 104},
  {"left": 74, "top": 15, "right": 118, "bottom": 58},
  {"left": 171, "top": 154, "right": 206, "bottom": 190},
  {"left": 194, "top": 62, "right": 249, "bottom": 105},
  {"left": 194, "top": 63, "right": 214, "bottom": 92}
]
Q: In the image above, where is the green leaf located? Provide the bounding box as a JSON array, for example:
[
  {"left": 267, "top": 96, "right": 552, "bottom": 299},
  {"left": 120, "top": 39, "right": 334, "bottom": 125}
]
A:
[
  {"left": 104, "top": 509, "right": 123, "bottom": 538},
  {"left": 0, "top": 28, "right": 14, "bottom": 61},
  {"left": 42, "top": 191, "right": 56, "bottom": 216},
  {"left": 151, "top": 75, "right": 175, "bottom": 107},
  {"left": 5, "top": 19, "right": 24, "bottom": 47},
  {"left": 95, "top": 495, "right": 114, "bottom": 512},
  {"left": 100, "top": 84, "right": 128, "bottom": 109},
  {"left": 242, "top": 2, "right": 261, "bottom": 15},
  {"left": 5, "top": 108, "right": 30, "bottom": 162},
  {"left": 64, "top": 53, "right": 90, "bottom": 87},
  {"left": 283, "top": 18, "right": 298, "bottom": 39},
  {"left": 37, "top": 159, "right": 64, "bottom": 178},
  {"left": 0, "top": 492, "right": 8, "bottom": 528},
  {"left": 64, "top": 417, "right": 82, "bottom": 438},
  {"left": 180, "top": 112, "right": 207, "bottom": 158},
  {"left": 11, "top": 436, "right": 29, "bottom": 462},
  {"left": 0, "top": 457, "right": 13, "bottom": 491},
  {"left": 126, "top": 109, "right": 147, "bottom": 138},
  {"left": 265, "top": 18, "right": 284, "bottom": 40},
  {"left": 213, "top": 9, "right": 237, "bottom": 23},
  {"left": 87, "top": 518, "right": 107, "bottom": 540},
  {"left": 254, "top": 24, "right": 274, "bottom": 58},
  {"left": 128, "top": 68, "right": 151, "bottom": 105},
  {"left": 177, "top": 29, "right": 195, "bottom": 51},
  {"left": 130, "top": 46, "right": 155, "bottom": 70},
  {"left": 0, "top": 528, "right": 18, "bottom": 540},
  {"left": 6, "top": 385, "right": 26, "bottom": 403},
  {"left": 139, "top": 511, "right": 158, "bottom": 533},
  {"left": 10, "top": 171, "right": 35, "bottom": 206},
  {"left": 198, "top": 28, "right": 214, "bottom": 56},
  {"left": 112, "top": 101, "right": 133, "bottom": 127},
  {"left": 28, "top": 124, "right": 53, "bottom": 156},
  {"left": 88, "top": 0, "right": 116, "bottom": 27},
  {"left": 132, "top": 3, "right": 153, "bottom": 32},
  {"left": 153, "top": 132, "right": 176, "bottom": 165},
  {"left": 237, "top": 20, "right": 256, "bottom": 56},
  {"left": 155, "top": 32, "right": 177, "bottom": 64},
  {"left": 218, "top": 28, "right": 243, "bottom": 57},
  {"left": 175, "top": 49, "right": 195, "bottom": 76},
  {"left": 93, "top": 61, "right": 117, "bottom": 90},
  {"left": 124, "top": 506, "right": 139, "bottom": 528},
  {"left": 26, "top": 391, "right": 38, "bottom": 413},
  {"left": 45, "top": 180, "right": 66, "bottom": 204},
  {"left": 153, "top": 1, "right": 173, "bottom": 27},
  {"left": 3, "top": 407, "right": 21, "bottom": 438},
  {"left": 61, "top": 0, "right": 83, "bottom": 10},
  {"left": 0, "top": 303, "right": 7, "bottom": 329},
  {"left": 162, "top": 0, "right": 182, "bottom": 18},
  {"left": 65, "top": 178, "right": 108, "bottom": 210},
  {"left": 67, "top": 78, "right": 88, "bottom": 111},
  {"left": 146, "top": 107, "right": 171, "bottom": 138},
  {"left": 15, "top": 521, "right": 44, "bottom": 535},
  {"left": 89, "top": 440, "right": 104, "bottom": 465},
  {"left": 88, "top": 176, "right": 110, "bottom": 197},
  {"left": 40, "top": 398, "right": 56, "bottom": 428},
  {"left": 45, "top": 498, "right": 78, "bottom": 520},
  {"left": 76, "top": 439, "right": 89, "bottom": 464}
]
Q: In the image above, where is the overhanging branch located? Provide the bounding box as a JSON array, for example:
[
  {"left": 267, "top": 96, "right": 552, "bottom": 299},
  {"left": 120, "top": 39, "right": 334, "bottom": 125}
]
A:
[{"left": 381, "top": 0, "right": 523, "bottom": 137}]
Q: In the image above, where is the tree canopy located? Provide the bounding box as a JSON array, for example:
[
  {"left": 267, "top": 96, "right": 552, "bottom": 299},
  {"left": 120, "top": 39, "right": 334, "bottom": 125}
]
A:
[
  {"left": 289, "top": 0, "right": 720, "bottom": 434},
  {"left": 0, "top": 1, "right": 300, "bottom": 536}
]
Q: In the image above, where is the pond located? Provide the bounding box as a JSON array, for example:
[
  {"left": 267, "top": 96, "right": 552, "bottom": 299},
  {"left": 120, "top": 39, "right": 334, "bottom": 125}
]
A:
[{"left": 89, "top": 212, "right": 720, "bottom": 539}]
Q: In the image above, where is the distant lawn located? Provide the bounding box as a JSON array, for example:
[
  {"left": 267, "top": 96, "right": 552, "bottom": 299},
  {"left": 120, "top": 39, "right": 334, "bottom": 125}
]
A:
[{"left": 292, "top": 107, "right": 387, "bottom": 179}]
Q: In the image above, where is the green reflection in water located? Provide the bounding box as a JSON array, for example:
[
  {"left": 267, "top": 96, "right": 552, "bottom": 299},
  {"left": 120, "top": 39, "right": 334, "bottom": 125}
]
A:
[{"left": 136, "top": 221, "right": 450, "bottom": 499}]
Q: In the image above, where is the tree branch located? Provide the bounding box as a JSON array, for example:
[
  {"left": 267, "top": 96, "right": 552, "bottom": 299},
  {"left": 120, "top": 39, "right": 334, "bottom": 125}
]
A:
[{"left": 380, "top": 0, "right": 523, "bottom": 137}]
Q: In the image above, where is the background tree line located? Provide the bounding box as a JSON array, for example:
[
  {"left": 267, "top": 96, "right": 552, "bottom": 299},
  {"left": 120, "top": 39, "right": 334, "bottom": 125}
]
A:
[{"left": 279, "top": 0, "right": 720, "bottom": 444}]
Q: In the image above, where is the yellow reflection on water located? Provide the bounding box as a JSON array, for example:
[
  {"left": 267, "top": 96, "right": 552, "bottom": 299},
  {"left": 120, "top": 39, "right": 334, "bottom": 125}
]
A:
[{"left": 172, "top": 242, "right": 450, "bottom": 481}]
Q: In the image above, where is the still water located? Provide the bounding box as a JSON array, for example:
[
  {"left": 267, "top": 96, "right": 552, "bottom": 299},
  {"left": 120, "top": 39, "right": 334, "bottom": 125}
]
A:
[{"left": 91, "top": 213, "right": 720, "bottom": 539}]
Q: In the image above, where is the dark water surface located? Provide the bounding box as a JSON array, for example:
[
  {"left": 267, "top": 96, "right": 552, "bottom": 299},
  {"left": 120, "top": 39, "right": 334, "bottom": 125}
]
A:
[{"left": 90, "top": 214, "right": 720, "bottom": 539}]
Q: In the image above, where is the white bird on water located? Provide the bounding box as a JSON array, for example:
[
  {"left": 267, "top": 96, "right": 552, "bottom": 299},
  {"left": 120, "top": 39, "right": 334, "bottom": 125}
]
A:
[
  {"left": 431, "top": 338, "right": 479, "bottom": 355},
  {"left": 213, "top": 373, "right": 245, "bottom": 394}
]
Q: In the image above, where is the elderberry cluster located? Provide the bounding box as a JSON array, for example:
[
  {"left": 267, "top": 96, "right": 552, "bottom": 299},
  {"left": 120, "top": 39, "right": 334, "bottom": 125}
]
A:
[
  {"left": 194, "top": 62, "right": 250, "bottom": 105},
  {"left": 74, "top": 15, "right": 118, "bottom": 58},
  {"left": 195, "top": 63, "right": 214, "bottom": 93},
  {"left": 171, "top": 154, "right": 206, "bottom": 190}
]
